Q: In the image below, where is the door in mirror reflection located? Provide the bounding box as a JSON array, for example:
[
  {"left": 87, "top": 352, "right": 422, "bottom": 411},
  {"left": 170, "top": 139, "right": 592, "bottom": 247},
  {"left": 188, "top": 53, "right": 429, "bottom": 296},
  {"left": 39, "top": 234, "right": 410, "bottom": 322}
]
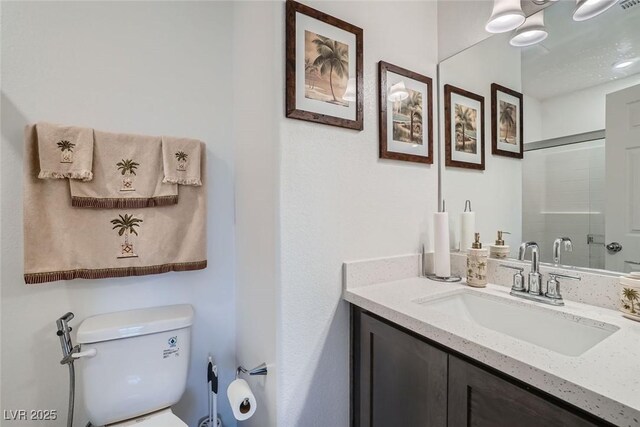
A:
[{"left": 606, "top": 83, "right": 640, "bottom": 274}]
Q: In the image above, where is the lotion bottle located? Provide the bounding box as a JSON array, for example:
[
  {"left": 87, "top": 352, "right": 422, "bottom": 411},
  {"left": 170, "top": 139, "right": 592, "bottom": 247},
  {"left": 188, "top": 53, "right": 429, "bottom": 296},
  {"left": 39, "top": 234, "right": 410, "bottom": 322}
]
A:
[
  {"left": 489, "top": 231, "right": 511, "bottom": 259},
  {"left": 467, "top": 233, "right": 488, "bottom": 288}
]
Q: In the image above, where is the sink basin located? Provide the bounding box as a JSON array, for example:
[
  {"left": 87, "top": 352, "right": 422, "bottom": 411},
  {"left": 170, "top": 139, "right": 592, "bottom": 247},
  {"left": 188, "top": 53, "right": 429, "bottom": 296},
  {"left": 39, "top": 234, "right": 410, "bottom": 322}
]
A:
[{"left": 414, "top": 290, "right": 619, "bottom": 357}]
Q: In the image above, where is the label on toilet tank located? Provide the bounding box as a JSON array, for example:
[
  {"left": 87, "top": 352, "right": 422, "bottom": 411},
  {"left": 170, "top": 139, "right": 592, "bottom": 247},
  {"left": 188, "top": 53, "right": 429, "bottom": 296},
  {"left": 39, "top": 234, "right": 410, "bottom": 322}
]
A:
[{"left": 162, "top": 336, "right": 180, "bottom": 359}]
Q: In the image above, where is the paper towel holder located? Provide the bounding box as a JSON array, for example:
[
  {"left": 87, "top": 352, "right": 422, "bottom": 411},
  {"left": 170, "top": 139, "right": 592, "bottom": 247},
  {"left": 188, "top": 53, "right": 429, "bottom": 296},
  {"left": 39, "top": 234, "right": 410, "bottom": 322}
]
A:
[
  {"left": 422, "top": 243, "right": 462, "bottom": 283},
  {"left": 236, "top": 362, "right": 268, "bottom": 379}
]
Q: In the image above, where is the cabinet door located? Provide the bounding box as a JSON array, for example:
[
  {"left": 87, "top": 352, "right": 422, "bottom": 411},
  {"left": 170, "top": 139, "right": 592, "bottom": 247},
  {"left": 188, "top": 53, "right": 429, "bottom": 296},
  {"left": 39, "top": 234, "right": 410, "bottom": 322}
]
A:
[
  {"left": 354, "top": 311, "right": 447, "bottom": 427},
  {"left": 448, "top": 356, "right": 602, "bottom": 427}
]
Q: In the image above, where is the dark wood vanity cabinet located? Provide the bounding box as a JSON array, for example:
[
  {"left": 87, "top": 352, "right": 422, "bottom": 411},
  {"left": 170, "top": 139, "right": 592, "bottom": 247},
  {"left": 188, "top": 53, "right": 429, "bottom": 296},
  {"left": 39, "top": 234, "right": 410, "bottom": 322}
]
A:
[
  {"left": 352, "top": 307, "right": 609, "bottom": 427},
  {"left": 353, "top": 308, "right": 448, "bottom": 427}
]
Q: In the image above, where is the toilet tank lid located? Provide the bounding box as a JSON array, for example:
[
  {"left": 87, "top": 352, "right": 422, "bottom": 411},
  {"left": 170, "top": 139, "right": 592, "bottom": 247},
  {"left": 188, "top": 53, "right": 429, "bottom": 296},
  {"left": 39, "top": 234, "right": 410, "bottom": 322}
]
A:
[{"left": 76, "top": 304, "right": 194, "bottom": 344}]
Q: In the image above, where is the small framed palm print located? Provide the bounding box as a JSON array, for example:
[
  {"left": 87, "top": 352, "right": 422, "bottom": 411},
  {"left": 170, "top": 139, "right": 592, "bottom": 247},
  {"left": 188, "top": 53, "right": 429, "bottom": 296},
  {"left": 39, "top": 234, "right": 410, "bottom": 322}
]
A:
[
  {"left": 285, "top": 0, "right": 363, "bottom": 130},
  {"left": 378, "top": 61, "right": 433, "bottom": 164},
  {"left": 444, "top": 84, "right": 485, "bottom": 170},
  {"left": 491, "top": 83, "right": 523, "bottom": 159}
]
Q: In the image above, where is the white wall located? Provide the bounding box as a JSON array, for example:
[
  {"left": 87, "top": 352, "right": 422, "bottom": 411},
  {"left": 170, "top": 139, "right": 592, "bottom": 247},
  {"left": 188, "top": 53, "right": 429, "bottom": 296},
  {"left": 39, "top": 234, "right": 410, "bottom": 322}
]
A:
[
  {"left": 437, "top": 0, "right": 493, "bottom": 62},
  {"left": 278, "top": 1, "right": 440, "bottom": 425},
  {"left": 232, "top": 2, "right": 280, "bottom": 427},
  {"left": 1, "top": 3, "right": 237, "bottom": 426},
  {"left": 536, "top": 74, "right": 640, "bottom": 140},
  {"left": 439, "top": 33, "right": 523, "bottom": 256}
]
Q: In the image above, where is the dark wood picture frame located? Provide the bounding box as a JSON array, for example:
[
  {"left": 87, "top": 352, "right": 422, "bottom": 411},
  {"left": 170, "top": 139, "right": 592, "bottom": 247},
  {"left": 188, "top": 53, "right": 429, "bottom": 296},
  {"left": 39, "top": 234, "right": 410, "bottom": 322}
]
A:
[
  {"left": 378, "top": 61, "right": 433, "bottom": 164},
  {"left": 444, "top": 84, "right": 485, "bottom": 170},
  {"left": 285, "top": 0, "right": 364, "bottom": 130},
  {"left": 491, "top": 83, "right": 524, "bottom": 159}
]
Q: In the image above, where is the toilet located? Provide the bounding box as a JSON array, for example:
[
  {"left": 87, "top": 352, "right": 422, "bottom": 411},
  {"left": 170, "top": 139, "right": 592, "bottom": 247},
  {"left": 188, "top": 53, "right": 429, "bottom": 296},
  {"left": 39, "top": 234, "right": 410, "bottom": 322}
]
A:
[{"left": 76, "top": 304, "right": 194, "bottom": 427}]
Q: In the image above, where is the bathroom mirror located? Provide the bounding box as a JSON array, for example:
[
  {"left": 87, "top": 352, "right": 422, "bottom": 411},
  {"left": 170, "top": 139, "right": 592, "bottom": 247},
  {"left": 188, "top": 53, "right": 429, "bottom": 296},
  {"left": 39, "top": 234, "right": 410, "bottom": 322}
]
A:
[{"left": 438, "top": 0, "right": 640, "bottom": 274}]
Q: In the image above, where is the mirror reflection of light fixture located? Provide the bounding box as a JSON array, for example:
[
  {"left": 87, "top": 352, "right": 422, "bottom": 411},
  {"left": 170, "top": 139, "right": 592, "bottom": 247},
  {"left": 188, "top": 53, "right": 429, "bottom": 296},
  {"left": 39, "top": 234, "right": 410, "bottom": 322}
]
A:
[
  {"left": 485, "top": 0, "right": 526, "bottom": 33},
  {"left": 342, "top": 77, "right": 356, "bottom": 102},
  {"left": 573, "top": 0, "right": 619, "bottom": 21},
  {"left": 388, "top": 81, "right": 409, "bottom": 102},
  {"left": 510, "top": 10, "right": 548, "bottom": 47},
  {"left": 613, "top": 58, "right": 637, "bottom": 69}
]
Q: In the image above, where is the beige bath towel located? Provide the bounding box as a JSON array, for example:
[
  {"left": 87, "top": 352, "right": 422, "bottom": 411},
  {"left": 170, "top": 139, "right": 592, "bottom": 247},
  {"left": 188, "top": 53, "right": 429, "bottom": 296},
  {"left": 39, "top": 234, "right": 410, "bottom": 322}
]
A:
[
  {"left": 69, "top": 130, "right": 179, "bottom": 208},
  {"left": 36, "top": 122, "right": 94, "bottom": 181},
  {"left": 162, "top": 136, "right": 203, "bottom": 186},
  {"left": 24, "top": 125, "right": 207, "bottom": 284}
]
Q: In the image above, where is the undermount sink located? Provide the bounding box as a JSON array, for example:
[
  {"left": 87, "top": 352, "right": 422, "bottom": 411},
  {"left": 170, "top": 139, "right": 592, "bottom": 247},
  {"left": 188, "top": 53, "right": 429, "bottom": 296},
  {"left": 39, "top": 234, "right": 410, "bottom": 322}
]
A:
[{"left": 413, "top": 290, "right": 619, "bottom": 357}]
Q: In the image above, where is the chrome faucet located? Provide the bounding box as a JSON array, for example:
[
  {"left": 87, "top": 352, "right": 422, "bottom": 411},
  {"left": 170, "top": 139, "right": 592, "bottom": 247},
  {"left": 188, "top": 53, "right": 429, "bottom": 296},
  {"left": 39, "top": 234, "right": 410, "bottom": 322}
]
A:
[
  {"left": 518, "top": 242, "right": 542, "bottom": 295},
  {"left": 499, "top": 241, "right": 581, "bottom": 306},
  {"left": 552, "top": 237, "right": 573, "bottom": 265}
]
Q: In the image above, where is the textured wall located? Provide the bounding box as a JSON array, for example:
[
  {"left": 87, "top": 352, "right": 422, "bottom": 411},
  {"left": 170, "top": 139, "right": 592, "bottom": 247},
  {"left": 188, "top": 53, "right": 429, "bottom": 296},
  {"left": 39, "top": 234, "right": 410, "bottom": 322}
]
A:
[
  {"left": 1, "top": 3, "right": 237, "bottom": 426},
  {"left": 439, "top": 33, "right": 523, "bottom": 257},
  {"left": 278, "top": 1, "right": 440, "bottom": 425}
]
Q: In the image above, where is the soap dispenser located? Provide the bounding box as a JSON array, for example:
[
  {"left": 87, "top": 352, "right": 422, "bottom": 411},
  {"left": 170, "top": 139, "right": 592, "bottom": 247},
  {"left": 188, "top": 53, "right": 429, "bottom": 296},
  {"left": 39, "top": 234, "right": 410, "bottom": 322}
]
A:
[
  {"left": 467, "top": 233, "right": 488, "bottom": 288},
  {"left": 489, "top": 231, "right": 511, "bottom": 259}
]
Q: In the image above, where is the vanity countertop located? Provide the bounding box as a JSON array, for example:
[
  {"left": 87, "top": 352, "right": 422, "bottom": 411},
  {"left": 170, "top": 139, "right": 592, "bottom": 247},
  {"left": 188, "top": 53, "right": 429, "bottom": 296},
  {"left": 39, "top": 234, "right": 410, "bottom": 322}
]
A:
[{"left": 344, "top": 277, "right": 640, "bottom": 427}]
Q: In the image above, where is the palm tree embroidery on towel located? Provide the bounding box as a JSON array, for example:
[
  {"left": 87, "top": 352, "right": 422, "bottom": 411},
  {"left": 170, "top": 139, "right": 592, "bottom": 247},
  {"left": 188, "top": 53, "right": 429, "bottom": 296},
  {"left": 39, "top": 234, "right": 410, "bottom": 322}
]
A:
[
  {"left": 175, "top": 151, "right": 188, "bottom": 171},
  {"left": 57, "top": 140, "right": 76, "bottom": 163},
  {"left": 116, "top": 159, "right": 139, "bottom": 192},
  {"left": 111, "top": 214, "right": 143, "bottom": 259}
]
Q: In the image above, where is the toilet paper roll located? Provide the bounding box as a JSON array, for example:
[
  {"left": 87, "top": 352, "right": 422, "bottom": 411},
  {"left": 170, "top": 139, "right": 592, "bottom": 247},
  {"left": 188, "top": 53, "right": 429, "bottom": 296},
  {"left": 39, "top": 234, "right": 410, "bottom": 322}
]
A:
[{"left": 227, "top": 378, "right": 257, "bottom": 421}]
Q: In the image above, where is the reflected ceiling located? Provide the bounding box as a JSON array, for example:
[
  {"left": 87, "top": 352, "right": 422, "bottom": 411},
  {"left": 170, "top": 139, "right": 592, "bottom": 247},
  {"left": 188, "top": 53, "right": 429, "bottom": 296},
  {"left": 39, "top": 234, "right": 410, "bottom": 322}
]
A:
[{"left": 522, "top": 0, "right": 640, "bottom": 100}]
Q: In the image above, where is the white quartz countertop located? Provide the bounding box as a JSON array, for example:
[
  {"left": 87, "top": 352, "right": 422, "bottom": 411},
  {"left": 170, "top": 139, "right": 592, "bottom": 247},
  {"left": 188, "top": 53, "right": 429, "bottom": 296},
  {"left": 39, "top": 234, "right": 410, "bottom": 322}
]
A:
[{"left": 344, "top": 277, "right": 640, "bottom": 426}]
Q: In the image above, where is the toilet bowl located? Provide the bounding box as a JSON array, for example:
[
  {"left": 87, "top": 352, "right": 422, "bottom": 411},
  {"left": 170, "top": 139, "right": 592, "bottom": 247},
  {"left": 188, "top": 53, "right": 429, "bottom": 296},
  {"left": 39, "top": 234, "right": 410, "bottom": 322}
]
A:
[{"left": 108, "top": 408, "right": 187, "bottom": 427}]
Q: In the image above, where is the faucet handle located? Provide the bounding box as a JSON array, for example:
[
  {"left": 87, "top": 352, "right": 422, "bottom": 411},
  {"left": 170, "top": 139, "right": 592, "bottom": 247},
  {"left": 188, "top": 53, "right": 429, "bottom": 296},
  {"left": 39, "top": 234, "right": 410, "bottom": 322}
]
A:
[
  {"left": 546, "top": 272, "right": 581, "bottom": 300},
  {"left": 500, "top": 264, "right": 523, "bottom": 272},
  {"left": 549, "top": 272, "right": 581, "bottom": 281},
  {"left": 500, "top": 264, "right": 526, "bottom": 292}
]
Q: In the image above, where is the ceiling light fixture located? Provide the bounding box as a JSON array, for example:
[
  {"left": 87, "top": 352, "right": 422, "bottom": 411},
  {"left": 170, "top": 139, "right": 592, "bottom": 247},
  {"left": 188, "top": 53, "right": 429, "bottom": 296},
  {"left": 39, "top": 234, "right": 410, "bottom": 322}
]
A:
[
  {"left": 388, "top": 81, "right": 409, "bottom": 102},
  {"left": 510, "top": 10, "right": 549, "bottom": 47},
  {"left": 573, "top": 0, "right": 619, "bottom": 21},
  {"left": 486, "top": 0, "right": 526, "bottom": 33}
]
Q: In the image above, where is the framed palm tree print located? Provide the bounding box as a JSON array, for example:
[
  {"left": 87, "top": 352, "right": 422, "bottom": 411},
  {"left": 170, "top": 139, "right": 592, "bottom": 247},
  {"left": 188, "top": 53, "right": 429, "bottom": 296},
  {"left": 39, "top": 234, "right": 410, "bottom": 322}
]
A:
[
  {"left": 286, "top": 0, "right": 363, "bottom": 130},
  {"left": 378, "top": 61, "right": 433, "bottom": 164},
  {"left": 491, "top": 83, "right": 523, "bottom": 159},
  {"left": 444, "top": 84, "right": 485, "bottom": 170}
]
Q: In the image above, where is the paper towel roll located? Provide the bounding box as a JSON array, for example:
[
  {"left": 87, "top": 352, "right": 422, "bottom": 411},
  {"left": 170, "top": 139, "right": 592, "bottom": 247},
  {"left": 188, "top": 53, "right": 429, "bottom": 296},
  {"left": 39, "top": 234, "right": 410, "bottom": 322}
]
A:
[
  {"left": 434, "top": 212, "right": 451, "bottom": 278},
  {"left": 459, "top": 211, "right": 475, "bottom": 252},
  {"left": 227, "top": 378, "right": 257, "bottom": 421}
]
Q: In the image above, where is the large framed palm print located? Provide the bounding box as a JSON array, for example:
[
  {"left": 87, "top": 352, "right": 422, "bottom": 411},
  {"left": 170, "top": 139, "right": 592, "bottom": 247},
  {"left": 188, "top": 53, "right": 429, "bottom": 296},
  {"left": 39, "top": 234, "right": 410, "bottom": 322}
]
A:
[
  {"left": 491, "top": 83, "right": 523, "bottom": 159},
  {"left": 285, "top": 0, "right": 363, "bottom": 130}
]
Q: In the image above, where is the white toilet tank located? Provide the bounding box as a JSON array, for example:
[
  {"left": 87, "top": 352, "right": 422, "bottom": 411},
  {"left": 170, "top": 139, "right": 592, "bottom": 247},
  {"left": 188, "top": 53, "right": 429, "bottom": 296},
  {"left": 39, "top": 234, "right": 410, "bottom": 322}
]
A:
[{"left": 76, "top": 304, "right": 194, "bottom": 426}]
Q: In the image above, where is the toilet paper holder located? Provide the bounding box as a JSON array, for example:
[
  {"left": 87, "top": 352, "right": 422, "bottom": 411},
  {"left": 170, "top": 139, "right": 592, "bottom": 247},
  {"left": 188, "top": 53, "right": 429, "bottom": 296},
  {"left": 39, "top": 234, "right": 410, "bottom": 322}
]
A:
[{"left": 236, "top": 362, "right": 268, "bottom": 379}]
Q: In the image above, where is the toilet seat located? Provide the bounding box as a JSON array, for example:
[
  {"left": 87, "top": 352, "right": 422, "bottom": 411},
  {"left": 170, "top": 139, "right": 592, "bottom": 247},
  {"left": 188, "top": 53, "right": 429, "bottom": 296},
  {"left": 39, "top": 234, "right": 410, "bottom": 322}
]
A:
[{"left": 108, "top": 408, "right": 187, "bottom": 427}]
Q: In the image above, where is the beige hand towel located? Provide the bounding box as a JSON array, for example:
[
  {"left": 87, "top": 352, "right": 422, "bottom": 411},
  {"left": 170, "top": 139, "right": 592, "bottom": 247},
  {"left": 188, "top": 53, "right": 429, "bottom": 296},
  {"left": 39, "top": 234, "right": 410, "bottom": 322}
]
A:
[
  {"left": 69, "top": 130, "right": 179, "bottom": 208},
  {"left": 23, "top": 125, "right": 207, "bottom": 284},
  {"left": 162, "top": 136, "right": 203, "bottom": 186},
  {"left": 36, "top": 122, "right": 94, "bottom": 181}
]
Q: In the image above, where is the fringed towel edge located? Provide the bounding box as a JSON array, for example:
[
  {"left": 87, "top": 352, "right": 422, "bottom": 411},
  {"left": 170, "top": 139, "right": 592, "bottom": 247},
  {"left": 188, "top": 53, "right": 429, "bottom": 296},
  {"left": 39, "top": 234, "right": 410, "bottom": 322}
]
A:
[
  {"left": 24, "top": 260, "right": 207, "bottom": 284},
  {"left": 163, "top": 177, "right": 202, "bottom": 186},
  {"left": 38, "top": 170, "right": 93, "bottom": 181},
  {"left": 71, "top": 195, "right": 179, "bottom": 208}
]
